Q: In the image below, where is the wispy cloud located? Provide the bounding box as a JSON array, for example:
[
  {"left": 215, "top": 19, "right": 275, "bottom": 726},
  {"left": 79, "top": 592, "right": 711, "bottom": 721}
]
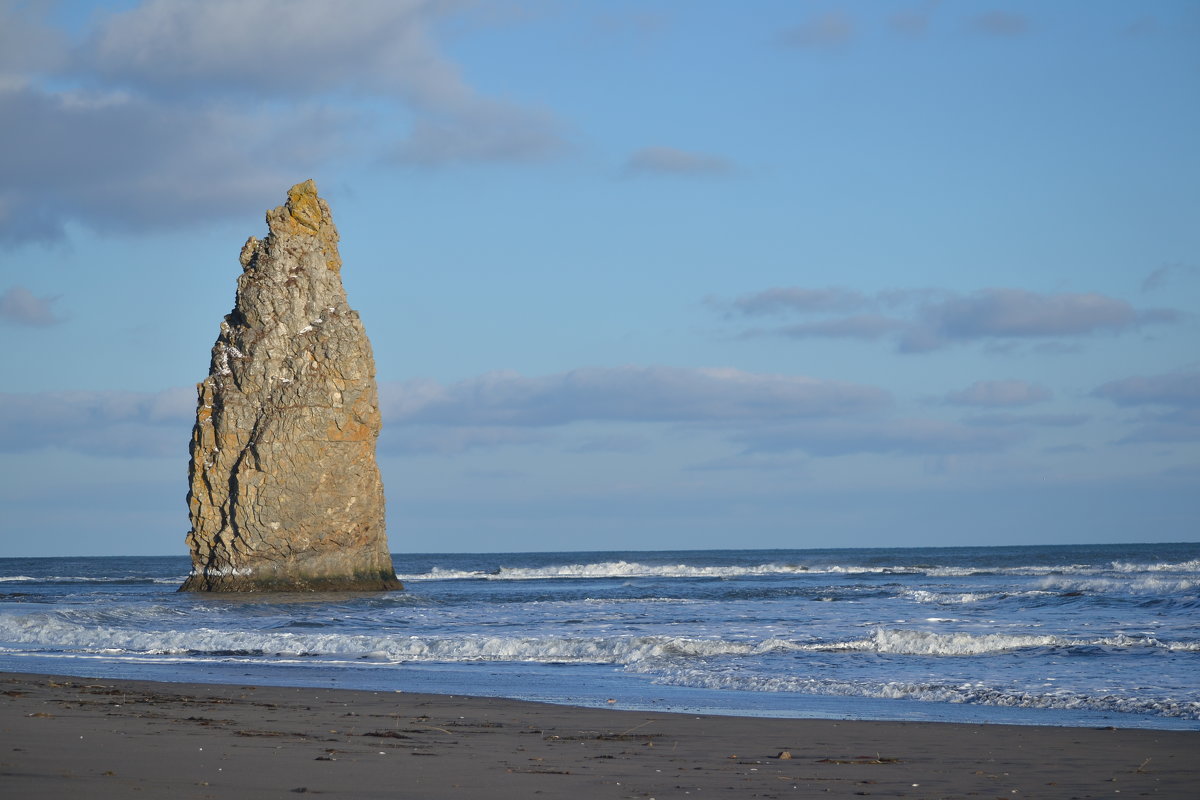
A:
[
  {"left": 380, "top": 425, "right": 549, "bottom": 456},
  {"left": 1123, "top": 17, "right": 1157, "bottom": 38},
  {"left": 734, "top": 419, "right": 1020, "bottom": 457},
  {"left": 567, "top": 434, "right": 652, "bottom": 454},
  {"left": 766, "top": 315, "right": 906, "bottom": 341},
  {"left": 0, "top": 366, "right": 889, "bottom": 458},
  {"left": 961, "top": 413, "right": 1087, "bottom": 428},
  {"left": 889, "top": 1, "right": 941, "bottom": 37},
  {"left": 688, "top": 453, "right": 809, "bottom": 472},
  {"left": 1092, "top": 368, "right": 1200, "bottom": 444},
  {"left": 906, "top": 289, "right": 1162, "bottom": 351},
  {"left": 380, "top": 365, "right": 888, "bottom": 427},
  {"left": 780, "top": 11, "right": 855, "bottom": 48},
  {"left": 718, "top": 285, "right": 1179, "bottom": 353},
  {"left": 727, "top": 287, "right": 867, "bottom": 316},
  {"left": 395, "top": 104, "right": 566, "bottom": 166},
  {"left": 0, "top": 387, "right": 193, "bottom": 457},
  {"left": 971, "top": 11, "right": 1029, "bottom": 37},
  {"left": 943, "top": 380, "right": 1051, "bottom": 408},
  {"left": 624, "top": 146, "right": 733, "bottom": 177},
  {"left": 0, "top": 285, "right": 63, "bottom": 326},
  {"left": 1141, "top": 263, "right": 1199, "bottom": 293},
  {"left": 592, "top": 10, "right": 670, "bottom": 38},
  {"left": 1093, "top": 368, "right": 1200, "bottom": 408}
]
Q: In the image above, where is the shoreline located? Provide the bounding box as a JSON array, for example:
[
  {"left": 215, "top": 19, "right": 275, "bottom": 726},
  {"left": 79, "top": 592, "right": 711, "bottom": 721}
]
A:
[{"left": 3, "top": 671, "right": 1197, "bottom": 798}]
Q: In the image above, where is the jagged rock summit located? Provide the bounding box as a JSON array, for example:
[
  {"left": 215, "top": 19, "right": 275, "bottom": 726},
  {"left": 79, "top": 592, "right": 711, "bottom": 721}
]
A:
[{"left": 181, "top": 180, "right": 400, "bottom": 592}]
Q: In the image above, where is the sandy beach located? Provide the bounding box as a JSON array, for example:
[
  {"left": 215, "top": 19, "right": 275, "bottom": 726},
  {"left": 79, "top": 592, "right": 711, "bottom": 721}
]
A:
[{"left": 1, "top": 671, "right": 1195, "bottom": 798}]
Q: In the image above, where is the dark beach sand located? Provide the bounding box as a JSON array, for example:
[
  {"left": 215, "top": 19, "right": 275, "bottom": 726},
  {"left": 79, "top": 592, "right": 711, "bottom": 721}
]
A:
[{"left": 2, "top": 672, "right": 1195, "bottom": 798}]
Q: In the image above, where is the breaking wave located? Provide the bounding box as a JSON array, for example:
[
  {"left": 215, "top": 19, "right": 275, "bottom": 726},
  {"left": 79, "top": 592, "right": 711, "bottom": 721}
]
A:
[
  {"left": 3, "top": 545, "right": 1197, "bottom": 728},
  {"left": 395, "top": 562, "right": 834, "bottom": 581},
  {"left": 901, "top": 590, "right": 1009, "bottom": 604},
  {"left": 0, "top": 575, "right": 182, "bottom": 585},
  {"left": 10, "top": 558, "right": 1195, "bottom": 588},
  {"left": 393, "top": 558, "right": 1200, "bottom": 583},
  {"left": 0, "top": 613, "right": 804, "bottom": 663},
  {"left": 817, "top": 628, "right": 1200, "bottom": 655},
  {"left": 4, "top": 613, "right": 1195, "bottom": 666},
  {"left": 1036, "top": 575, "right": 1200, "bottom": 595}
]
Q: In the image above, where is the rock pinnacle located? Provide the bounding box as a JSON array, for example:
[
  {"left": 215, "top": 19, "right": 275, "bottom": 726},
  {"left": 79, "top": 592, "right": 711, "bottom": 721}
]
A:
[{"left": 181, "top": 180, "right": 400, "bottom": 592}]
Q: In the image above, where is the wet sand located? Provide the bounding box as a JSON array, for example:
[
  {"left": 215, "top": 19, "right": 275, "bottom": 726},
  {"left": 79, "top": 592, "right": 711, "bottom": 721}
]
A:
[{"left": 2, "top": 671, "right": 1196, "bottom": 798}]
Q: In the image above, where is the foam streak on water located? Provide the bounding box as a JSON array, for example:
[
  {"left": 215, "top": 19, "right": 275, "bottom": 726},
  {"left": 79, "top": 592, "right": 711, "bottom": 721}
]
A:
[{"left": 1, "top": 543, "right": 1198, "bottom": 729}]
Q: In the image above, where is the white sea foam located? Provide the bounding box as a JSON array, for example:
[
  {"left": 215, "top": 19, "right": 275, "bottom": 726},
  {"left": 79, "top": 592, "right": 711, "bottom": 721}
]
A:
[
  {"left": 396, "top": 558, "right": 1200, "bottom": 583},
  {"left": 0, "top": 613, "right": 810, "bottom": 664},
  {"left": 902, "top": 590, "right": 1005, "bottom": 604},
  {"left": 1109, "top": 559, "right": 1200, "bottom": 573},
  {"left": 812, "top": 628, "right": 1193, "bottom": 656},
  {"left": 396, "top": 561, "right": 825, "bottom": 581},
  {"left": 643, "top": 669, "right": 1200, "bottom": 719},
  {"left": 11, "top": 556, "right": 1197, "bottom": 588},
  {"left": 395, "top": 561, "right": 936, "bottom": 582},
  {"left": 0, "top": 575, "right": 183, "bottom": 585},
  {"left": 4, "top": 545, "right": 1198, "bottom": 728},
  {"left": 582, "top": 597, "right": 698, "bottom": 605},
  {"left": 928, "top": 561, "right": 1200, "bottom": 579},
  {"left": 1037, "top": 575, "right": 1200, "bottom": 595},
  {"left": 4, "top": 612, "right": 1195, "bottom": 665}
]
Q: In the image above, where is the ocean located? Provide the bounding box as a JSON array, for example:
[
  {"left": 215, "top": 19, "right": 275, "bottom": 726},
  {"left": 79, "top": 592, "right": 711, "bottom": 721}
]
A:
[{"left": 1, "top": 543, "right": 1197, "bottom": 730}]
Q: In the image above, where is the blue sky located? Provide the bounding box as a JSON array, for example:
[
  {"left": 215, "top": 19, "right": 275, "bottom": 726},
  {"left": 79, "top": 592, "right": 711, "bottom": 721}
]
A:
[{"left": 1, "top": 0, "right": 1197, "bottom": 557}]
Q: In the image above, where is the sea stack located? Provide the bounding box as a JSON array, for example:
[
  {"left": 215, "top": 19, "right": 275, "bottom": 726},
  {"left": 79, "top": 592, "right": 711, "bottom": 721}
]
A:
[{"left": 181, "top": 180, "right": 400, "bottom": 592}]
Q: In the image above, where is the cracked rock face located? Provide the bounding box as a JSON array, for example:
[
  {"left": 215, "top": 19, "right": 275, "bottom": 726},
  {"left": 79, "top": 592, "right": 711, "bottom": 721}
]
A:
[{"left": 181, "top": 180, "right": 400, "bottom": 592}]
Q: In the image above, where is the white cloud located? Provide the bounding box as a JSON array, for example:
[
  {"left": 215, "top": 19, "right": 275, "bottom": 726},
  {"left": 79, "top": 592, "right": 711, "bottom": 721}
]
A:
[
  {"left": 0, "top": 85, "right": 332, "bottom": 242},
  {"left": 0, "top": 0, "right": 564, "bottom": 243},
  {"left": 0, "top": 285, "right": 62, "bottom": 325},
  {"left": 85, "top": 0, "right": 454, "bottom": 100},
  {"left": 84, "top": 0, "right": 565, "bottom": 167},
  {"left": 943, "top": 380, "right": 1051, "bottom": 407}
]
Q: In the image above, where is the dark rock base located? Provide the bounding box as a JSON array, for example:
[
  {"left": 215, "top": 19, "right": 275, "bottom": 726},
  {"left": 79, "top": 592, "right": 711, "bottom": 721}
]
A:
[{"left": 179, "top": 568, "right": 403, "bottom": 593}]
